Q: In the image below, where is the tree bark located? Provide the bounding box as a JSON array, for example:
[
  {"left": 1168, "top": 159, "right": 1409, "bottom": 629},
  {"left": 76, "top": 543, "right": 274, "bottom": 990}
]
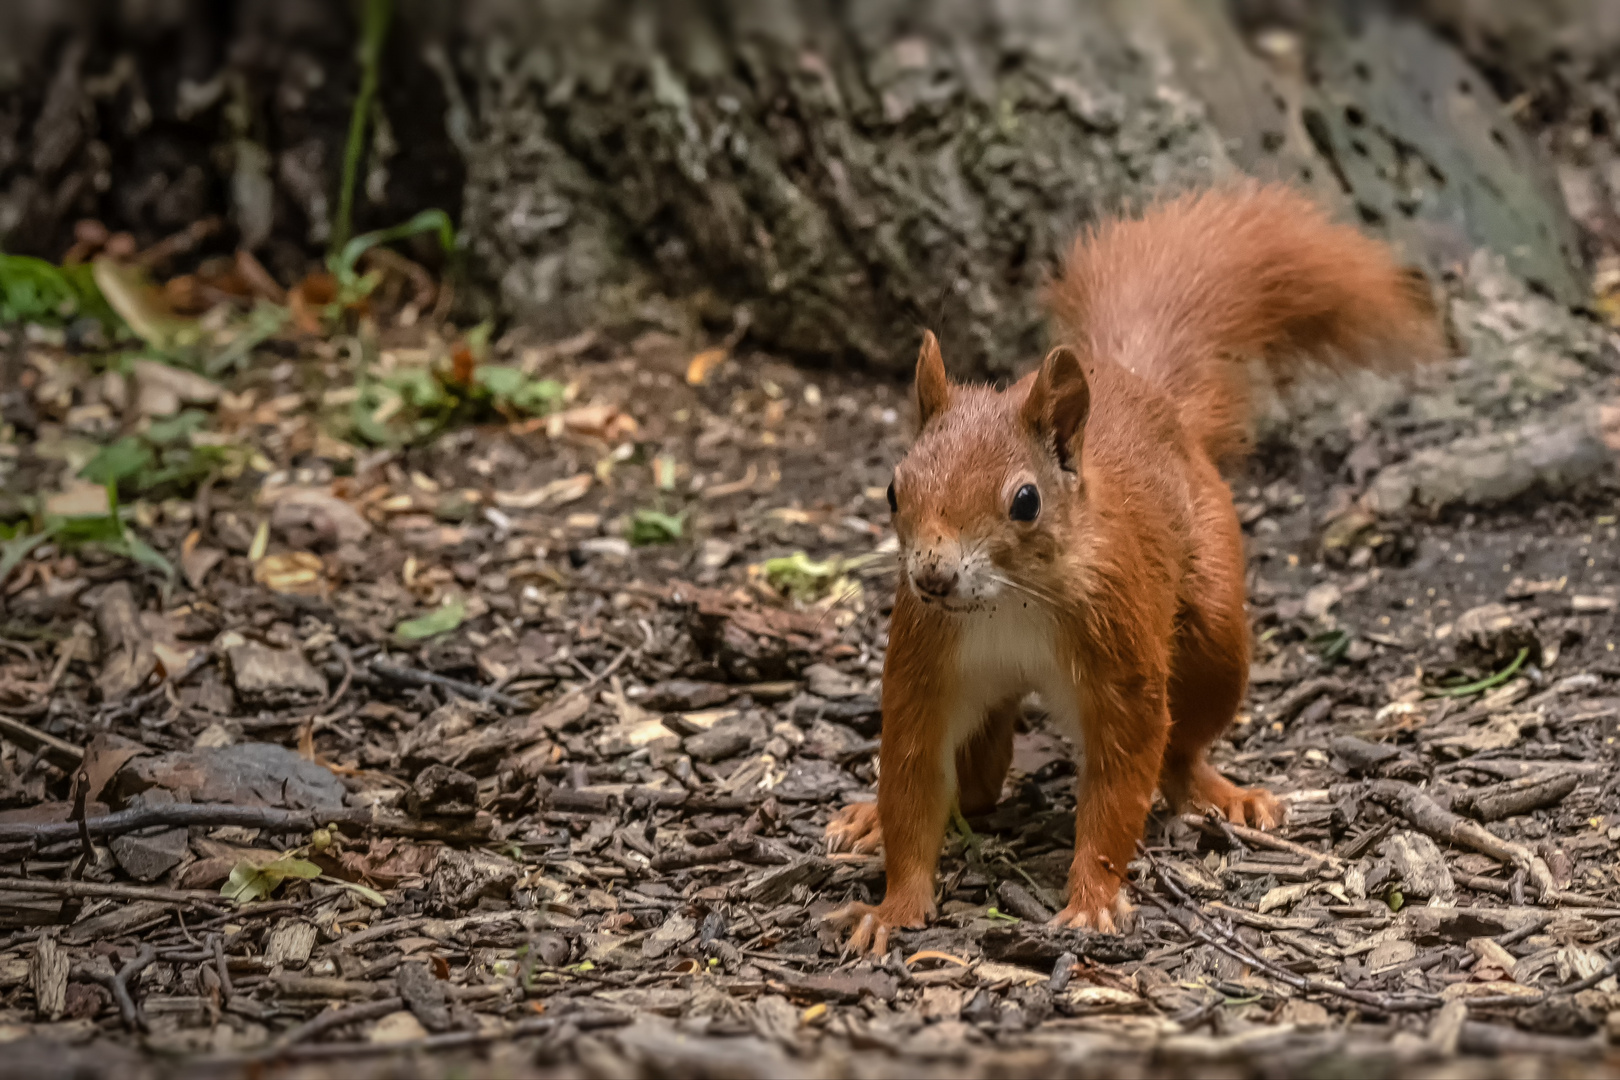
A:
[{"left": 0, "top": 1, "right": 1586, "bottom": 377}]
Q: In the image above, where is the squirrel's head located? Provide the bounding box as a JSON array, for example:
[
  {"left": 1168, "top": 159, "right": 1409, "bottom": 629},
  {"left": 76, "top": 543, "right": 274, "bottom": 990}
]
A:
[{"left": 887, "top": 331, "right": 1090, "bottom": 615}]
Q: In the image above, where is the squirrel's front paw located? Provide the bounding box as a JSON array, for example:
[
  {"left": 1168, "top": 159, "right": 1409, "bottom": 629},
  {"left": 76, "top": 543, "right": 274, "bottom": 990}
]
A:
[
  {"left": 1050, "top": 891, "right": 1133, "bottom": 933},
  {"left": 826, "top": 801, "right": 883, "bottom": 854},
  {"left": 1050, "top": 870, "right": 1134, "bottom": 933},
  {"left": 825, "top": 897, "right": 928, "bottom": 956}
]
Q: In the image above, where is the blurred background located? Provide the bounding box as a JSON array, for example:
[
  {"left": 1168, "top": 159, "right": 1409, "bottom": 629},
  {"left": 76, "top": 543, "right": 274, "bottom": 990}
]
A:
[{"left": 2, "top": 0, "right": 1618, "bottom": 375}]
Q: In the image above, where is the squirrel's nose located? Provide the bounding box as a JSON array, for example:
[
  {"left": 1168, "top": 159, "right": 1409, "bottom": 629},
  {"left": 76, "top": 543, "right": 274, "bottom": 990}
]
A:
[{"left": 912, "top": 568, "right": 959, "bottom": 600}]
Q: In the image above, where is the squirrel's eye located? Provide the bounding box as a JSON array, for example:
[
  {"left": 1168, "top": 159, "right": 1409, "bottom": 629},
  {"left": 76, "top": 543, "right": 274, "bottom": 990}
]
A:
[
  {"left": 886, "top": 480, "right": 898, "bottom": 514},
  {"left": 1009, "top": 483, "right": 1041, "bottom": 522}
]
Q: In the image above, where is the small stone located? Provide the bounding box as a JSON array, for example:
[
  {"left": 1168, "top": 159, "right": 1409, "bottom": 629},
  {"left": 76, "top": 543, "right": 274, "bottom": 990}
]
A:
[
  {"left": 430, "top": 849, "right": 519, "bottom": 908},
  {"left": 395, "top": 963, "right": 452, "bottom": 1032},
  {"left": 109, "top": 827, "right": 189, "bottom": 882},
  {"left": 533, "top": 933, "right": 570, "bottom": 967},
  {"left": 684, "top": 716, "right": 764, "bottom": 762},
  {"left": 642, "top": 914, "right": 697, "bottom": 960},
  {"left": 132, "top": 359, "right": 219, "bottom": 418},
  {"left": 642, "top": 679, "right": 732, "bottom": 711},
  {"left": 1382, "top": 831, "right": 1455, "bottom": 901},
  {"left": 369, "top": 1010, "right": 428, "bottom": 1044},
  {"left": 578, "top": 536, "right": 632, "bottom": 559},
  {"left": 803, "top": 663, "right": 863, "bottom": 699},
  {"left": 792, "top": 694, "right": 882, "bottom": 736},
  {"left": 112, "top": 743, "right": 346, "bottom": 811},
  {"left": 799, "top": 719, "right": 866, "bottom": 761},
  {"left": 1366, "top": 939, "right": 1417, "bottom": 971},
  {"left": 226, "top": 643, "right": 326, "bottom": 706},
  {"left": 407, "top": 764, "right": 479, "bottom": 818},
  {"left": 269, "top": 487, "right": 372, "bottom": 547},
  {"left": 1302, "top": 582, "right": 1341, "bottom": 620},
  {"left": 1275, "top": 998, "right": 1331, "bottom": 1030},
  {"left": 699, "top": 538, "right": 734, "bottom": 569},
  {"left": 962, "top": 988, "right": 997, "bottom": 1026},
  {"left": 921, "top": 985, "right": 965, "bottom": 1021}
]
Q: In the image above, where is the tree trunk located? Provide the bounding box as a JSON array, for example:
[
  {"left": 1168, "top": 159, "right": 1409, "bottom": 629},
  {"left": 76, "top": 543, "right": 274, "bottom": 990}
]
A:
[{"left": 0, "top": 1, "right": 1586, "bottom": 377}]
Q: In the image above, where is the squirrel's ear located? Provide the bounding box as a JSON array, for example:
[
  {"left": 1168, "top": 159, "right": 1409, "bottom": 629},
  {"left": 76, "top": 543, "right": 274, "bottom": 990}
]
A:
[
  {"left": 1021, "top": 345, "right": 1090, "bottom": 471},
  {"left": 916, "top": 330, "right": 951, "bottom": 424}
]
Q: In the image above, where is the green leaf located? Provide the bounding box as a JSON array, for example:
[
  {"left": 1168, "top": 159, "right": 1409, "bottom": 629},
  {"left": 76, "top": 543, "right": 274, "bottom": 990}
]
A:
[
  {"left": 322, "top": 876, "right": 388, "bottom": 907},
  {"left": 221, "top": 855, "right": 322, "bottom": 904},
  {"left": 984, "top": 907, "right": 1020, "bottom": 923},
  {"left": 47, "top": 512, "right": 124, "bottom": 547},
  {"left": 762, "top": 551, "right": 841, "bottom": 602},
  {"left": 474, "top": 364, "right": 526, "bottom": 399},
  {"left": 506, "top": 377, "right": 565, "bottom": 415},
  {"left": 113, "top": 532, "right": 176, "bottom": 580},
  {"left": 0, "top": 532, "right": 47, "bottom": 583},
  {"left": 207, "top": 301, "right": 290, "bottom": 376},
  {"left": 1429, "top": 646, "right": 1530, "bottom": 698},
  {"left": 331, "top": 209, "right": 455, "bottom": 287},
  {"left": 144, "top": 409, "right": 210, "bottom": 447},
  {"left": 0, "top": 253, "right": 121, "bottom": 330},
  {"left": 388, "top": 367, "right": 447, "bottom": 410},
  {"left": 395, "top": 598, "right": 467, "bottom": 641},
  {"left": 463, "top": 319, "right": 494, "bottom": 362},
  {"left": 626, "top": 508, "right": 685, "bottom": 546},
  {"left": 474, "top": 365, "right": 565, "bottom": 416},
  {"left": 79, "top": 437, "right": 155, "bottom": 487}
]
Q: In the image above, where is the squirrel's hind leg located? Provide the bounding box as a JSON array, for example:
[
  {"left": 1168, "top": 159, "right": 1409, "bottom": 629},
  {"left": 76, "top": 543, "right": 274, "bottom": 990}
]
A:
[
  {"left": 955, "top": 693, "right": 1020, "bottom": 817},
  {"left": 1160, "top": 514, "right": 1280, "bottom": 830},
  {"left": 826, "top": 691, "right": 1019, "bottom": 855}
]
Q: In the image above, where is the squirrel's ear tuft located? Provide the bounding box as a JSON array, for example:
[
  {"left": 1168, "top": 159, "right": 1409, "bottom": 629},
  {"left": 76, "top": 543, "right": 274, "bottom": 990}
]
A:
[
  {"left": 1021, "top": 345, "right": 1090, "bottom": 471},
  {"left": 916, "top": 330, "right": 951, "bottom": 424}
]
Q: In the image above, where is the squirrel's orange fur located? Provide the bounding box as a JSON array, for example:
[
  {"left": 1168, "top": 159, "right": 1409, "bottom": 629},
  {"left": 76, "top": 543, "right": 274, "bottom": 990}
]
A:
[{"left": 826, "top": 184, "right": 1443, "bottom": 953}]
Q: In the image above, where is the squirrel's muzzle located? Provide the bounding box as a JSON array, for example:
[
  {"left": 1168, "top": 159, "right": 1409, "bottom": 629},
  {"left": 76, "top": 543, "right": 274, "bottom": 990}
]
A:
[{"left": 910, "top": 566, "right": 959, "bottom": 601}]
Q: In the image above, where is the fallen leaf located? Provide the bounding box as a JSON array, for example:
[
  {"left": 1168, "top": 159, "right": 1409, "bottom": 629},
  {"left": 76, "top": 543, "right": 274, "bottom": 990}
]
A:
[
  {"left": 92, "top": 258, "right": 198, "bottom": 352},
  {"left": 253, "top": 551, "right": 326, "bottom": 595},
  {"left": 1440, "top": 980, "right": 1542, "bottom": 1001},
  {"left": 395, "top": 598, "right": 467, "bottom": 641},
  {"left": 75, "top": 733, "right": 149, "bottom": 805},
  {"left": 759, "top": 551, "right": 852, "bottom": 603},
  {"left": 288, "top": 272, "right": 337, "bottom": 334},
  {"left": 221, "top": 854, "right": 322, "bottom": 904},
  {"left": 181, "top": 540, "right": 225, "bottom": 590},
  {"left": 548, "top": 403, "right": 638, "bottom": 443},
  {"left": 686, "top": 348, "right": 728, "bottom": 386},
  {"left": 493, "top": 473, "right": 592, "bottom": 510},
  {"left": 1258, "top": 882, "right": 1313, "bottom": 913},
  {"left": 626, "top": 508, "right": 685, "bottom": 546},
  {"left": 1063, "top": 986, "right": 1141, "bottom": 1008},
  {"left": 368, "top": 1010, "right": 428, "bottom": 1044},
  {"left": 975, "top": 962, "right": 1048, "bottom": 987}
]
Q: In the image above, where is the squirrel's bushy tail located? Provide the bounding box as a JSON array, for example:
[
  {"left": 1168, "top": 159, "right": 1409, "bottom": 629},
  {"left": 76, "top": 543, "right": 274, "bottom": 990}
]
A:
[{"left": 1047, "top": 183, "right": 1444, "bottom": 463}]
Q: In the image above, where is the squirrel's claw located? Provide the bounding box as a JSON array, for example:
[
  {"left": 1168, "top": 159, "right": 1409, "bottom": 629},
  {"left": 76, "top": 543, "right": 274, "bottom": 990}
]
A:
[
  {"left": 825, "top": 898, "right": 926, "bottom": 956},
  {"left": 1222, "top": 787, "right": 1281, "bottom": 831},
  {"left": 824, "top": 902, "right": 890, "bottom": 956},
  {"left": 1049, "top": 891, "right": 1134, "bottom": 934},
  {"left": 825, "top": 801, "right": 883, "bottom": 855}
]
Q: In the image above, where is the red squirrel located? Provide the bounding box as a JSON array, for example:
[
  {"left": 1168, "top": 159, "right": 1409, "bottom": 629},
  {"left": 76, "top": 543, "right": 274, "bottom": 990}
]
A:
[{"left": 826, "top": 184, "right": 1443, "bottom": 953}]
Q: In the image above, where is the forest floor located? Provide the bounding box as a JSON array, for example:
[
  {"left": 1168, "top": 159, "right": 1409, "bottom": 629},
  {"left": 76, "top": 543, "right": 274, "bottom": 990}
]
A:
[{"left": 6, "top": 246, "right": 1620, "bottom": 1078}]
